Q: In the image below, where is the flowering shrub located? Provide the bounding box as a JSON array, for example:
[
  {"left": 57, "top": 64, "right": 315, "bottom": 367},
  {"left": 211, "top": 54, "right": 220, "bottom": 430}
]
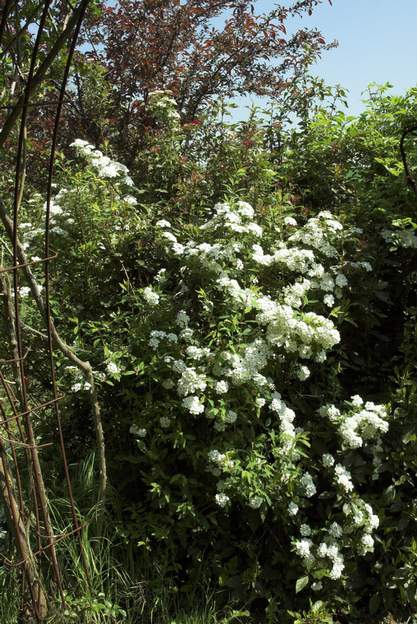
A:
[
  {"left": 11, "top": 128, "right": 402, "bottom": 618},
  {"left": 109, "top": 196, "right": 392, "bottom": 616},
  {"left": 6, "top": 85, "right": 417, "bottom": 622}
]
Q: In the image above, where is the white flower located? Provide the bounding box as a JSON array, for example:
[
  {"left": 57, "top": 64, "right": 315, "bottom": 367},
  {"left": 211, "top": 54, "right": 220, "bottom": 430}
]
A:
[
  {"left": 47, "top": 200, "right": 63, "bottom": 216},
  {"left": 71, "top": 141, "right": 132, "bottom": 181},
  {"left": 149, "top": 330, "right": 167, "bottom": 349},
  {"left": 71, "top": 138, "right": 92, "bottom": 150},
  {"left": 186, "top": 346, "right": 207, "bottom": 360},
  {"left": 300, "top": 524, "right": 312, "bottom": 536},
  {"left": 163, "top": 231, "right": 177, "bottom": 243},
  {"left": 317, "top": 542, "right": 328, "bottom": 558},
  {"left": 123, "top": 195, "right": 137, "bottom": 206},
  {"left": 215, "top": 380, "right": 229, "bottom": 394},
  {"left": 323, "top": 294, "right": 335, "bottom": 308},
  {"left": 215, "top": 493, "right": 230, "bottom": 508},
  {"left": 180, "top": 328, "right": 194, "bottom": 341},
  {"left": 288, "top": 502, "right": 299, "bottom": 516},
  {"left": 320, "top": 273, "right": 335, "bottom": 292},
  {"left": 300, "top": 472, "right": 316, "bottom": 498},
  {"left": 315, "top": 350, "right": 327, "bottom": 363},
  {"left": 156, "top": 219, "right": 172, "bottom": 229},
  {"left": 319, "top": 404, "right": 341, "bottom": 422},
  {"left": 176, "top": 310, "right": 190, "bottom": 328},
  {"left": 19, "top": 286, "right": 31, "bottom": 297},
  {"left": 106, "top": 361, "right": 121, "bottom": 376},
  {"left": 249, "top": 496, "right": 263, "bottom": 509},
  {"left": 160, "top": 416, "right": 170, "bottom": 428},
  {"left": 182, "top": 395, "right": 204, "bottom": 415},
  {"left": 364, "top": 503, "right": 379, "bottom": 530},
  {"left": 294, "top": 538, "right": 313, "bottom": 559},
  {"left": 236, "top": 201, "right": 254, "bottom": 218},
  {"left": 172, "top": 242, "right": 185, "bottom": 255},
  {"left": 350, "top": 394, "right": 364, "bottom": 407},
  {"left": 329, "top": 522, "right": 343, "bottom": 539},
  {"left": 208, "top": 449, "right": 225, "bottom": 464},
  {"left": 246, "top": 223, "right": 263, "bottom": 237},
  {"left": 361, "top": 533, "right": 374, "bottom": 554},
  {"left": 329, "top": 557, "right": 344, "bottom": 580},
  {"left": 143, "top": 286, "right": 160, "bottom": 306},
  {"left": 297, "top": 365, "right": 310, "bottom": 381},
  {"left": 322, "top": 453, "right": 335, "bottom": 467},
  {"left": 284, "top": 216, "right": 297, "bottom": 227},
  {"left": 334, "top": 464, "right": 354, "bottom": 492},
  {"left": 335, "top": 273, "right": 348, "bottom": 288},
  {"left": 130, "top": 424, "right": 147, "bottom": 437},
  {"left": 177, "top": 367, "right": 207, "bottom": 396},
  {"left": 172, "top": 359, "right": 187, "bottom": 373}
]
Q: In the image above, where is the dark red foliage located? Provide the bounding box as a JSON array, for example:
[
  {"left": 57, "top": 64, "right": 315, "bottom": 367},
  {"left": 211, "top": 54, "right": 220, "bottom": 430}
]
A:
[{"left": 67, "top": 0, "right": 334, "bottom": 157}]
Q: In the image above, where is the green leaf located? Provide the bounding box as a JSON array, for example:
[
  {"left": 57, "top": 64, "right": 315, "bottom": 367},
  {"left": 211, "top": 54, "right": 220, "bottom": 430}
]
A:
[{"left": 295, "top": 575, "right": 309, "bottom": 593}]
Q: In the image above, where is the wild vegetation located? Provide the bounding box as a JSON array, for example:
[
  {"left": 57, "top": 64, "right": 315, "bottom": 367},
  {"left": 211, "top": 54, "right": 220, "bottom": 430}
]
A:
[{"left": 1, "top": 1, "right": 417, "bottom": 623}]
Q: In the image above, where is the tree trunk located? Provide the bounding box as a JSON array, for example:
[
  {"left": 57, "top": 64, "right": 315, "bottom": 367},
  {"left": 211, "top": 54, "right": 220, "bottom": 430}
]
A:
[{"left": 0, "top": 441, "right": 48, "bottom": 620}]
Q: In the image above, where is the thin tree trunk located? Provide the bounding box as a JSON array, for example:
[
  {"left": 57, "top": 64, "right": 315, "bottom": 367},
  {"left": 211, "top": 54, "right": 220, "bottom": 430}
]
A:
[{"left": 0, "top": 440, "right": 48, "bottom": 620}]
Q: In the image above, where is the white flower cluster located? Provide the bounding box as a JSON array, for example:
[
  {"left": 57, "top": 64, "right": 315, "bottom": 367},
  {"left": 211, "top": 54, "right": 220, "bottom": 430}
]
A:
[
  {"left": 65, "top": 365, "right": 91, "bottom": 393},
  {"left": 148, "top": 90, "right": 181, "bottom": 123},
  {"left": 106, "top": 361, "right": 121, "bottom": 376},
  {"left": 269, "top": 392, "right": 296, "bottom": 451},
  {"left": 299, "top": 472, "right": 316, "bottom": 498},
  {"left": 208, "top": 449, "right": 235, "bottom": 474},
  {"left": 143, "top": 286, "right": 160, "bottom": 306},
  {"left": 147, "top": 202, "right": 354, "bottom": 488},
  {"left": 215, "top": 492, "right": 231, "bottom": 508},
  {"left": 319, "top": 397, "right": 389, "bottom": 449},
  {"left": 135, "top": 198, "right": 386, "bottom": 578},
  {"left": 289, "top": 446, "right": 382, "bottom": 583},
  {"left": 316, "top": 541, "right": 345, "bottom": 580},
  {"left": 71, "top": 139, "right": 134, "bottom": 185},
  {"left": 256, "top": 299, "right": 341, "bottom": 360},
  {"left": 334, "top": 463, "right": 354, "bottom": 492},
  {"left": 287, "top": 210, "right": 342, "bottom": 256},
  {"left": 201, "top": 201, "right": 263, "bottom": 238},
  {"left": 149, "top": 330, "right": 178, "bottom": 349},
  {"left": 130, "top": 424, "right": 147, "bottom": 438},
  {"left": 223, "top": 339, "right": 270, "bottom": 386},
  {"left": 182, "top": 395, "right": 205, "bottom": 415},
  {"left": 293, "top": 532, "right": 346, "bottom": 580},
  {"left": 177, "top": 367, "right": 207, "bottom": 396},
  {"left": 293, "top": 490, "right": 380, "bottom": 582}
]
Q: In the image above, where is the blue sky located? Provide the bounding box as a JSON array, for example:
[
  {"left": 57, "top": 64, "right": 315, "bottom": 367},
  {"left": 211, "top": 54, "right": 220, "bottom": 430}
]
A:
[{"left": 236, "top": 0, "right": 417, "bottom": 117}]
